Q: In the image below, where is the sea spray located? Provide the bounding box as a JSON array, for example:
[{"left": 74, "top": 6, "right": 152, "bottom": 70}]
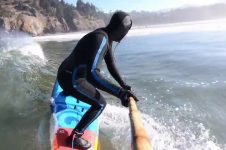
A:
[
  {"left": 142, "top": 113, "right": 223, "bottom": 150},
  {"left": 0, "top": 30, "right": 51, "bottom": 149},
  {"left": 0, "top": 30, "right": 47, "bottom": 117},
  {"left": 100, "top": 101, "right": 225, "bottom": 150},
  {"left": 100, "top": 104, "right": 131, "bottom": 150}
]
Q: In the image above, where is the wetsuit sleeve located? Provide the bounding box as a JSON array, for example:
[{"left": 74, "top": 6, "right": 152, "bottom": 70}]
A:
[
  {"left": 104, "top": 47, "right": 125, "bottom": 87},
  {"left": 91, "top": 33, "right": 122, "bottom": 98}
]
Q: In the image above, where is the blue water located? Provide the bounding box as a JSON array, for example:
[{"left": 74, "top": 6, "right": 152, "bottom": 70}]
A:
[
  {"left": 115, "top": 31, "right": 226, "bottom": 149},
  {"left": 0, "top": 27, "right": 226, "bottom": 149}
]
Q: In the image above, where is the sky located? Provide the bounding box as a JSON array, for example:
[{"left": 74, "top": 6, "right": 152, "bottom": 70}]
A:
[{"left": 64, "top": 0, "right": 226, "bottom": 12}]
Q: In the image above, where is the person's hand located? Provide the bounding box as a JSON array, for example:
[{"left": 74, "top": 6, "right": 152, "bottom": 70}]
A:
[
  {"left": 119, "top": 89, "right": 139, "bottom": 107},
  {"left": 123, "top": 84, "right": 132, "bottom": 91},
  {"left": 119, "top": 89, "right": 129, "bottom": 107},
  {"left": 121, "top": 83, "right": 132, "bottom": 91}
]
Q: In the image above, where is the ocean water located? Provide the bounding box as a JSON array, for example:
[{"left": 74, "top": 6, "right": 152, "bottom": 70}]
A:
[{"left": 0, "top": 19, "right": 226, "bottom": 150}]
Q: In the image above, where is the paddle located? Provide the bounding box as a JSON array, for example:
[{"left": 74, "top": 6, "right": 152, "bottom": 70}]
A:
[{"left": 129, "top": 97, "right": 152, "bottom": 150}]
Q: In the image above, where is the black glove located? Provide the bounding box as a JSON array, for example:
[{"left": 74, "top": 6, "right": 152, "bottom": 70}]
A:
[
  {"left": 119, "top": 88, "right": 139, "bottom": 107},
  {"left": 121, "top": 83, "right": 132, "bottom": 91}
]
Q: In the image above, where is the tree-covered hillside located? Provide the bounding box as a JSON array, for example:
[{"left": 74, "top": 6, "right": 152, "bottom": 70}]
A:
[
  {"left": 0, "top": 0, "right": 225, "bottom": 36},
  {"left": 0, "top": 0, "right": 109, "bottom": 35}
]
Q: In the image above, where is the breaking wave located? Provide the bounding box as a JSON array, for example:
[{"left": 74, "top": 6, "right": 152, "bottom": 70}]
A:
[{"left": 0, "top": 30, "right": 46, "bottom": 114}]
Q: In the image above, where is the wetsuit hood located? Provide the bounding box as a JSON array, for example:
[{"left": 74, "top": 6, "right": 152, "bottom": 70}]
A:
[{"left": 105, "top": 11, "right": 132, "bottom": 42}]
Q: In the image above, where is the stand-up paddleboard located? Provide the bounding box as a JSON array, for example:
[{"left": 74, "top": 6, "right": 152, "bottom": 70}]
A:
[{"left": 50, "top": 81, "right": 99, "bottom": 150}]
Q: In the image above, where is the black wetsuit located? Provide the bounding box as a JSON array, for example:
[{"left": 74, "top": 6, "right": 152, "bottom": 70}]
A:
[
  {"left": 57, "top": 29, "right": 125, "bottom": 133},
  {"left": 57, "top": 13, "right": 135, "bottom": 147}
]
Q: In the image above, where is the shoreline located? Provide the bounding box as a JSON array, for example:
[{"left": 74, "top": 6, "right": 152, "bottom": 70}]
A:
[
  {"left": 33, "top": 31, "right": 89, "bottom": 42},
  {"left": 34, "top": 18, "right": 226, "bottom": 42}
]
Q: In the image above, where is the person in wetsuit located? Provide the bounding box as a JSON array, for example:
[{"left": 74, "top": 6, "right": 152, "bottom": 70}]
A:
[{"left": 57, "top": 11, "right": 138, "bottom": 149}]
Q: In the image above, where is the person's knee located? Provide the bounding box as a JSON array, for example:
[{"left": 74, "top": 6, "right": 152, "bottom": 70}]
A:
[
  {"left": 93, "top": 97, "right": 106, "bottom": 111},
  {"left": 99, "top": 96, "right": 107, "bottom": 110}
]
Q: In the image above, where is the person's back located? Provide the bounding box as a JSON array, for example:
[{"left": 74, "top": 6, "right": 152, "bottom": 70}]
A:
[{"left": 58, "top": 30, "right": 106, "bottom": 73}]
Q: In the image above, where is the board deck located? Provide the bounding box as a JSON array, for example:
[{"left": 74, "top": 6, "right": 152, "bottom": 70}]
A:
[{"left": 50, "top": 81, "right": 99, "bottom": 150}]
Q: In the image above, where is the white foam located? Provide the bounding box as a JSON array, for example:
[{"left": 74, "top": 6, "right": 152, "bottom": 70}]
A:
[
  {"left": 100, "top": 103, "right": 224, "bottom": 150},
  {"left": 100, "top": 104, "right": 131, "bottom": 150},
  {"left": 33, "top": 31, "right": 88, "bottom": 42},
  {"left": 1, "top": 31, "right": 46, "bottom": 60},
  {"left": 18, "top": 42, "right": 45, "bottom": 60}
]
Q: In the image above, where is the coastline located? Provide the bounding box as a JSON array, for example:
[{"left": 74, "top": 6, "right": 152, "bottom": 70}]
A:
[{"left": 33, "top": 18, "right": 226, "bottom": 42}]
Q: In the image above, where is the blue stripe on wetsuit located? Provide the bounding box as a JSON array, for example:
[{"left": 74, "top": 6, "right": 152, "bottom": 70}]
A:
[{"left": 91, "top": 36, "right": 120, "bottom": 96}]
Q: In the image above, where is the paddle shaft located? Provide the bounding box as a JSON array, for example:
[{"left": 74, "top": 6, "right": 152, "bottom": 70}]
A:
[{"left": 129, "top": 97, "right": 152, "bottom": 150}]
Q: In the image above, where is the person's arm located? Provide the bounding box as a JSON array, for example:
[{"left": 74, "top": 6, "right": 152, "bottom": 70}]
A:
[
  {"left": 90, "top": 33, "right": 122, "bottom": 98},
  {"left": 104, "top": 47, "right": 126, "bottom": 87},
  {"left": 90, "top": 32, "right": 137, "bottom": 103}
]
